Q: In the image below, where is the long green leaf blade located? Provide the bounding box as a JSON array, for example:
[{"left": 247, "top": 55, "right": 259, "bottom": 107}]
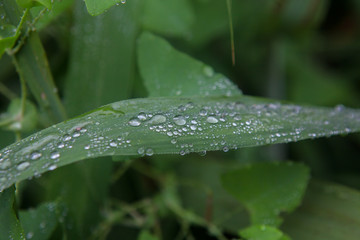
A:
[{"left": 0, "top": 96, "right": 359, "bottom": 192}]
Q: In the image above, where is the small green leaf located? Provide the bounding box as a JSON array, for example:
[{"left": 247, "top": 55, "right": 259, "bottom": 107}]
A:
[
  {"left": 137, "top": 230, "right": 159, "bottom": 240},
  {"left": 0, "top": 98, "right": 38, "bottom": 132},
  {"left": 221, "top": 162, "right": 310, "bottom": 226},
  {"left": 240, "top": 225, "right": 290, "bottom": 240},
  {"left": 0, "top": 186, "right": 26, "bottom": 240},
  {"left": 19, "top": 202, "right": 59, "bottom": 240},
  {"left": 138, "top": 32, "right": 241, "bottom": 97},
  {"left": 141, "top": 0, "right": 194, "bottom": 37},
  {"left": 16, "top": 0, "right": 52, "bottom": 9},
  {"left": 0, "top": 24, "right": 20, "bottom": 58},
  {"left": 84, "top": 0, "right": 125, "bottom": 16},
  {"left": 30, "top": 0, "right": 74, "bottom": 30},
  {"left": 0, "top": 96, "right": 359, "bottom": 192}
]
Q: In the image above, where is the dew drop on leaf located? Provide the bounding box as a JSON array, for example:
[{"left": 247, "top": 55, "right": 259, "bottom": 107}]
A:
[
  {"left": 173, "top": 115, "right": 186, "bottom": 126},
  {"left": 128, "top": 118, "right": 141, "bottom": 127},
  {"left": 50, "top": 151, "right": 60, "bottom": 160},
  {"left": 17, "top": 162, "right": 30, "bottom": 171},
  {"left": 30, "top": 151, "right": 42, "bottom": 160},
  {"left": 206, "top": 116, "right": 219, "bottom": 124}
]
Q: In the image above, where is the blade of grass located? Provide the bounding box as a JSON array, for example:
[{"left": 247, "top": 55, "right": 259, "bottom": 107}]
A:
[
  {"left": 3, "top": 0, "right": 67, "bottom": 124},
  {"left": 0, "top": 95, "right": 359, "bottom": 192}
]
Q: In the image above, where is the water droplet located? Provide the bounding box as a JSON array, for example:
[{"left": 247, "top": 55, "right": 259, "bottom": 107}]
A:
[
  {"left": 26, "top": 232, "right": 34, "bottom": 239},
  {"left": 48, "top": 165, "right": 57, "bottom": 171},
  {"left": 199, "top": 109, "right": 207, "bottom": 116},
  {"left": 137, "top": 112, "right": 147, "bottom": 121},
  {"left": 128, "top": 118, "right": 141, "bottom": 127},
  {"left": 145, "top": 148, "right": 154, "bottom": 156},
  {"left": 203, "top": 66, "right": 214, "bottom": 77},
  {"left": 30, "top": 151, "right": 42, "bottom": 160},
  {"left": 121, "top": 0, "right": 126, "bottom": 4},
  {"left": 109, "top": 141, "right": 117, "bottom": 147},
  {"left": 137, "top": 147, "right": 145, "bottom": 155},
  {"left": 57, "top": 142, "right": 65, "bottom": 149},
  {"left": 173, "top": 115, "right": 186, "bottom": 126},
  {"left": 17, "top": 162, "right": 30, "bottom": 171},
  {"left": 223, "top": 146, "right": 229, "bottom": 152},
  {"left": 190, "top": 125, "right": 197, "bottom": 130},
  {"left": 179, "top": 150, "right": 186, "bottom": 156},
  {"left": 335, "top": 104, "right": 345, "bottom": 112},
  {"left": 167, "top": 132, "right": 173, "bottom": 137},
  {"left": 0, "top": 161, "right": 11, "bottom": 170},
  {"left": 63, "top": 134, "right": 72, "bottom": 141},
  {"left": 50, "top": 151, "right": 60, "bottom": 160},
  {"left": 171, "top": 139, "right": 177, "bottom": 144},
  {"left": 148, "top": 114, "right": 167, "bottom": 124},
  {"left": 199, "top": 150, "right": 206, "bottom": 156},
  {"left": 72, "top": 131, "right": 81, "bottom": 138},
  {"left": 233, "top": 114, "right": 242, "bottom": 121},
  {"left": 206, "top": 116, "right": 218, "bottom": 124},
  {"left": 84, "top": 145, "right": 90, "bottom": 150}
]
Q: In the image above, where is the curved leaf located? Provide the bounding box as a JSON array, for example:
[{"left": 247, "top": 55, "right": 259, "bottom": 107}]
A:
[{"left": 0, "top": 95, "right": 359, "bottom": 192}]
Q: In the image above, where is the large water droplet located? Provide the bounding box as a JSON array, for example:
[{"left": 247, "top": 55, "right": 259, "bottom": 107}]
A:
[
  {"left": 173, "top": 115, "right": 186, "bottom": 126},
  {"left": 128, "top": 118, "right": 141, "bottom": 127},
  {"left": 137, "top": 147, "right": 145, "bottom": 155},
  {"left": 17, "top": 162, "right": 30, "bottom": 171},
  {"left": 206, "top": 116, "right": 219, "bottom": 124},
  {"left": 148, "top": 114, "right": 167, "bottom": 124},
  {"left": 30, "top": 151, "right": 42, "bottom": 160},
  {"left": 199, "top": 109, "right": 207, "bottom": 116}
]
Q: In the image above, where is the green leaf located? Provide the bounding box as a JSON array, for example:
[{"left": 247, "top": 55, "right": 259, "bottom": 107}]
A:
[
  {"left": 141, "top": 0, "right": 194, "bottom": 37},
  {"left": 16, "top": 0, "right": 52, "bottom": 9},
  {"left": 240, "top": 225, "right": 290, "bottom": 240},
  {"left": 0, "top": 98, "right": 38, "bottom": 132},
  {"left": 0, "top": 95, "right": 359, "bottom": 192},
  {"left": 221, "top": 162, "right": 310, "bottom": 226},
  {"left": 0, "top": 186, "right": 25, "bottom": 240},
  {"left": 30, "top": 0, "right": 74, "bottom": 30},
  {"left": 282, "top": 181, "right": 360, "bottom": 240},
  {"left": 137, "top": 32, "right": 241, "bottom": 97},
  {"left": 137, "top": 230, "right": 159, "bottom": 240},
  {"left": 84, "top": 0, "right": 125, "bottom": 16},
  {"left": 19, "top": 202, "right": 59, "bottom": 240}
]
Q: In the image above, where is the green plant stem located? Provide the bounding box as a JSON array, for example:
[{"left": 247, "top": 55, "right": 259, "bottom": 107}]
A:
[
  {"left": 3, "top": 0, "right": 67, "bottom": 124},
  {"left": 226, "top": 0, "right": 235, "bottom": 66},
  {"left": 0, "top": 82, "right": 17, "bottom": 100}
]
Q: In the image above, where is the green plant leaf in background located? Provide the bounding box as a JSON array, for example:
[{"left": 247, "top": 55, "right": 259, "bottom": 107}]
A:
[
  {"left": 0, "top": 95, "right": 358, "bottom": 193},
  {"left": 221, "top": 162, "right": 310, "bottom": 226},
  {"left": 0, "top": 98, "right": 38, "bottom": 132},
  {"left": 240, "top": 224, "right": 290, "bottom": 240},
  {"left": 137, "top": 230, "right": 159, "bottom": 240},
  {"left": 16, "top": 0, "right": 52, "bottom": 9},
  {"left": 84, "top": 0, "right": 126, "bottom": 16},
  {"left": 282, "top": 181, "right": 360, "bottom": 240},
  {"left": 0, "top": 186, "right": 25, "bottom": 240},
  {"left": 141, "top": 0, "right": 194, "bottom": 37},
  {"left": 138, "top": 32, "right": 241, "bottom": 97},
  {"left": 19, "top": 202, "right": 60, "bottom": 240}
]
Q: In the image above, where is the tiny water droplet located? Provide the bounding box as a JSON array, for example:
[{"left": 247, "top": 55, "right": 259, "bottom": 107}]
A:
[
  {"left": 109, "top": 141, "right": 117, "bottom": 147},
  {"left": 26, "top": 232, "right": 34, "bottom": 239},
  {"left": 48, "top": 165, "right": 57, "bottom": 171},
  {"left": 145, "top": 148, "right": 154, "bottom": 156},
  {"left": 173, "top": 115, "right": 186, "bottom": 126},
  {"left": 72, "top": 131, "right": 81, "bottom": 138},
  {"left": 203, "top": 66, "right": 214, "bottom": 77},
  {"left": 121, "top": 0, "right": 126, "bottom": 4},
  {"left": 179, "top": 150, "right": 186, "bottom": 156},
  {"left": 30, "top": 151, "right": 42, "bottom": 160},
  {"left": 199, "top": 150, "right": 206, "bottom": 156},
  {"left": 17, "top": 162, "right": 30, "bottom": 171},
  {"left": 206, "top": 116, "right": 218, "bottom": 124},
  {"left": 137, "top": 112, "right": 147, "bottom": 121},
  {"left": 63, "top": 134, "right": 72, "bottom": 141},
  {"left": 137, "top": 147, "right": 145, "bottom": 155},
  {"left": 57, "top": 142, "right": 65, "bottom": 149},
  {"left": 50, "top": 151, "right": 60, "bottom": 160},
  {"left": 199, "top": 109, "right": 207, "bottom": 116},
  {"left": 171, "top": 139, "right": 177, "bottom": 144},
  {"left": 223, "top": 146, "right": 229, "bottom": 152},
  {"left": 84, "top": 145, "right": 90, "bottom": 150},
  {"left": 128, "top": 118, "right": 141, "bottom": 127}
]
